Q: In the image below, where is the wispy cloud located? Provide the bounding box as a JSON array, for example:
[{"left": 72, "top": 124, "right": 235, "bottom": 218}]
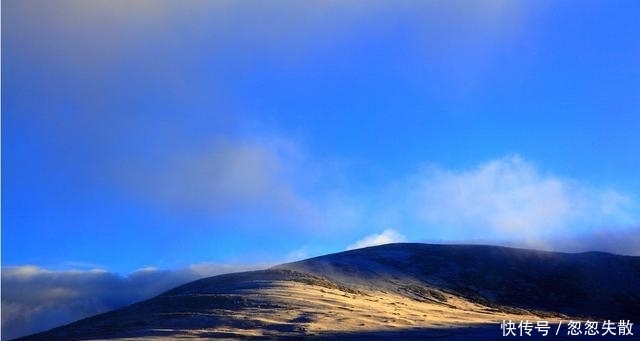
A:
[
  {"left": 0, "top": 263, "right": 261, "bottom": 340},
  {"left": 411, "top": 156, "right": 636, "bottom": 238},
  {"left": 121, "top": 137, "right": 313, "bottom": 219},
  {"left": 347, "top": 229, "right": 406, "bottom": 250}
]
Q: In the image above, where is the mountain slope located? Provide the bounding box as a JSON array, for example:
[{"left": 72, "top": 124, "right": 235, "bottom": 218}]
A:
[
  {"left": 13, "top": 244, "right": 640, "bottom": 340},
  {"left": 279, "top": 243, "right": 640, "bottom": 320}
]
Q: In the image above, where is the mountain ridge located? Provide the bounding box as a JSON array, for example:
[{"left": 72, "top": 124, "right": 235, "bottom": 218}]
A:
[
  {"left": 12, "top": 243, "right": 640, "bottom": 340},
  {"left": 278, "top": 243, "right": 640, "bottom": 319}
]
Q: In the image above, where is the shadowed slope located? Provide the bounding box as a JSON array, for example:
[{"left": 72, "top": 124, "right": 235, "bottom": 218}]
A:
[
  {"left": 279, "top": 243, "right": 640, "bottom": 320},
  {"left": 13, "top": 244, "right": 640, "bottom": 340}
]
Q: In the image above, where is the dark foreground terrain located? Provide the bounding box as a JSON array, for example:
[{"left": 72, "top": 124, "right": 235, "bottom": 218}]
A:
[{"left": 13, "top": 244, "right": 640, "bottom": 340}]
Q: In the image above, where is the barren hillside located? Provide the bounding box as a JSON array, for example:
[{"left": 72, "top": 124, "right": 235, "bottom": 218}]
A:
[{"left": 14, "top": 244, "right": 640, "bottom": 340}]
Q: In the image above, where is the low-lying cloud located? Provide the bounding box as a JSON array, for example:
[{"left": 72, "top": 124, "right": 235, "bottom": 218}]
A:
[
  {"left": 1, "top": 263, "right": 261, "bottom": 340},
  {"left": 546, "top": 225, "right": 640, "bottom": 256},
  {"left": 347, "top": 229, "right": 406, "bottom": 250}
]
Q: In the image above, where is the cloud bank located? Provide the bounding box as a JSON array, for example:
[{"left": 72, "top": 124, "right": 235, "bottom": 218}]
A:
[
  {"left": 416, "top": 156, "right": 634, "bottom": 233},
  {"left": 0, "top": 264, "right": 260, "bottom": 340}
]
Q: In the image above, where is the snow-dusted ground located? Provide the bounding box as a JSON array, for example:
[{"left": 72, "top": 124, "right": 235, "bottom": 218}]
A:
[
  {"left": 13, "top": 244, "right": 640, "bottom": 340},
  {"left": 280, "top": 243, "right": 640, "bottom": 320}
]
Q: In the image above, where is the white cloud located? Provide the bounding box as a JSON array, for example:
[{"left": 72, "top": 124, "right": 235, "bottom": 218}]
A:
[
  {"left": 347, "top": 229, "right": 406, "bottom": 250},
  {"left": 410, "top": 155, "right": 637, "bottom": 240}
]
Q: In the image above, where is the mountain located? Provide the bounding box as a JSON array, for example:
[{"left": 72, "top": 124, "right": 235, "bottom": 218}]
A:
[{"left": 13, "top": 244, "right": 640, "bottom": 340}]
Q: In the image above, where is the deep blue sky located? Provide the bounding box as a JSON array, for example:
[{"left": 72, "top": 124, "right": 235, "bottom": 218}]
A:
[{"left": 3, "top": 1, "right": 640, "bottom": 273}]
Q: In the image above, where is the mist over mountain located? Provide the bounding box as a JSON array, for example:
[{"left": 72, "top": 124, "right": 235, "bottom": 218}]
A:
[{"left": 12, "top": 244, "right": 639, "bottom": 340}]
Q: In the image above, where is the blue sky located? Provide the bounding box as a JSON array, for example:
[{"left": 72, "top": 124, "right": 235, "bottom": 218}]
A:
[
  {"left": 2, "top": 1, "right": 640, "bottom": 338},
  {"left": 3, "top": 1, "right": 640, "bottom": 272}
]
